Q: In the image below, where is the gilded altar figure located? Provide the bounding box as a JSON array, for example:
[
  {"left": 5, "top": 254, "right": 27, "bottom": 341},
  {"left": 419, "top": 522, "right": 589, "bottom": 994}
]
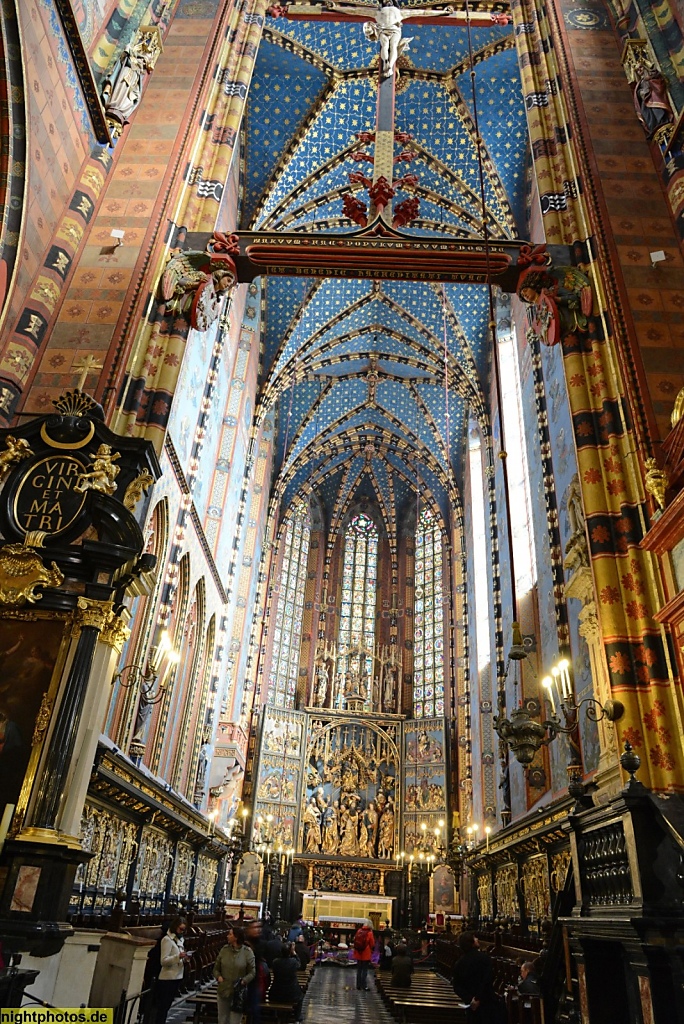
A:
[
  {"left": 378, "top": 797, "right": 395, "bottom": 858},
  {"left": 365, "top": 800, "right": 379, "bottom": 856},
  {"left": 0, "top": 436, "right": 33, "bottom": 484},
  {"left": 322, "top": 799, "right": 340, "bottom": 854},
  {"left": 383, "top": 664, "right": 397, "bottom": 712},
  {"left": 75, "top": 444, "right": 121, "bottom": 496},
  {"left": 358, "top": 808, "right": 370, "bottom": 856},
  {"left": 303, "top": 796, "right": 322, "bottom": 853},
  {"left": 315, "top": 663, "right": 329, "bottom": 706},
  {"left": 339, "top": 803, "right": 360, "bottom": 856}
]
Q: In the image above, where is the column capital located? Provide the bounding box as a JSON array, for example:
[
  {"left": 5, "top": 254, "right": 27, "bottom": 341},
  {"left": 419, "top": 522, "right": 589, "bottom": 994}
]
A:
[
  {"left": 100, "top": 612, "right": 131, "bottom": 653},
  {"left": 73, "top": 597, "right": 113, "bottom": 633}
]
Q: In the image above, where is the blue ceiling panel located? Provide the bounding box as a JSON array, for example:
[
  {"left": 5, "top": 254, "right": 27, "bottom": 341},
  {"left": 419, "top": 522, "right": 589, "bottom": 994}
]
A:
[
  {"left": 271, "top": 17, "right": 377, "bottom": 69},
  {"left": 263, "top": 276, "right": 317, "bottom": 377},
  {"left": 243, "top": 38, "right": 329, "bottom": 227}
]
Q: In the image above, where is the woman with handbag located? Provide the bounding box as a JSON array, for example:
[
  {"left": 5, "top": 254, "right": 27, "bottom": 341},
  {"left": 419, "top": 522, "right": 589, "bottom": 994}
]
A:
[
  {"left": 155, "top": 917, "right": 190, "bottom": 1024},
  {"left": 214, "top": 925, "right": 257, "bottom": 1024}
]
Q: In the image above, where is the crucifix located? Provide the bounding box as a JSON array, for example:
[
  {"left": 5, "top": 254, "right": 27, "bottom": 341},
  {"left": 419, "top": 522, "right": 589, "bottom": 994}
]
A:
[
  {"left": 72, "top": 353, "right": 104, "bottom": 392},
  {"left": 329, "top": 0, "right": 453, "bottom": 226}
]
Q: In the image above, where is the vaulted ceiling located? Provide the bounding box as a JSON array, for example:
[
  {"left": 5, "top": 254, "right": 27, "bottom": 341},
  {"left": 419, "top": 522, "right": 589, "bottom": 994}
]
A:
[{"left": 243, "top": 7, "right": 529, "bottom": 533}]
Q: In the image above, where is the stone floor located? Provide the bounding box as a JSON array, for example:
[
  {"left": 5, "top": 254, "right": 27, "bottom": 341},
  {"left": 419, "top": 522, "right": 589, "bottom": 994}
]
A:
[{"left": 170, "top": 963, "right": 394, "bottom": 1024}]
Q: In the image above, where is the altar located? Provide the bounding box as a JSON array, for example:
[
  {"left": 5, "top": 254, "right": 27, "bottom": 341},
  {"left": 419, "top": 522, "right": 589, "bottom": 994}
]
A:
[{"left": 301, "top": 890, "right": 394, "bottom": 929}]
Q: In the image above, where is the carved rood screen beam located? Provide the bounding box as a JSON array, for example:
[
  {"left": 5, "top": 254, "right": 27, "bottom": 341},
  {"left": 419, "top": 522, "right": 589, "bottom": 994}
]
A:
[{"left": 182, "top": 231, "right": 568, "bottom": 288}]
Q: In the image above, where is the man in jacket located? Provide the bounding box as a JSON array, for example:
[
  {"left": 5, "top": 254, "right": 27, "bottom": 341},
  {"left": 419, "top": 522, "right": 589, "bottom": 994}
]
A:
[
  {"left": 352, "top": 919, "right": 375, "bottom": 991},
  {"left": 214, "top": 925, "right": 257, "bottom": 1024},
  {"left": 452, "top": 932, "right": 501, "bottom": 1023}
]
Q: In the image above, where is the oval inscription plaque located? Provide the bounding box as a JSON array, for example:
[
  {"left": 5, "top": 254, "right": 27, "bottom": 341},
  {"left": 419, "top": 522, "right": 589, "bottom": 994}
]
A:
[{"left": 13, "top": 454, "right": 87, "bottom": 536}]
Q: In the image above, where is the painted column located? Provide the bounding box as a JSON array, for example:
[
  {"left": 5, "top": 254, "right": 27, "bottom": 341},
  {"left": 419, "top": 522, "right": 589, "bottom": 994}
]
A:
[
  {"left": 25, "top": 598, "right": 112, "bottom": 835},
  {"left": 510, "top": 0, "right": 684, "bottom": 788}
]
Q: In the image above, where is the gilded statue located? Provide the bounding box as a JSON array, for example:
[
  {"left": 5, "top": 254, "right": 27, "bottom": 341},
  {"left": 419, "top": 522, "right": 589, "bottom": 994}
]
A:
[
  {"left": 303, "top": 796, "right": 322, "bottom": 853},
  {"left": 0, "top": 436, "right": 33, "bottom": 484},
  {"left": 383, "top": 664, "right": 397, "bottom": 712},
  {"left": 322, "top": 799, "right": 340, "bottom": 854},
  {"left": 315, "top": 663, "right": 329, "bottom": 706},
  {"left": 339, "top": 803, "right": 360, "bottom": 856},
  {"left": 365, "top": 801, "right": 379, "bottom": 855},
  {"left": 75, "top": 444, "right": 121, "bottom": 496},
  {"left": 358, "top": 809, "right": 370, "bottom": 856},
  {"left": 378, "top": 797, "right": 395, "bottom": 858},
  {"left": 644, "top": 457, "right": 669, "bottom": 513}
]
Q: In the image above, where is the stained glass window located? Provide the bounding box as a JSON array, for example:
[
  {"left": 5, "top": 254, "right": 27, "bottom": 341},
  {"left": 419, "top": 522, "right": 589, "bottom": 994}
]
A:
[
  {"left": 414, "top": 507, "right": 444, "bottom": 718},
  {"left": 267, "top": 503, "right": 310, "bottom": 708},
  {"left": 337, "top": 513, "right": 378, "bottom": 708}
]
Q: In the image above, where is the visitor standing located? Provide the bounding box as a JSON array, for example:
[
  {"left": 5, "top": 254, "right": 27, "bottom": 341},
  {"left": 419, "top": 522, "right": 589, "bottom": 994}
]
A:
[
  {"left": 155, "top": 917, "right": 189, "bottom": 1024},
  {"left": 214, "top": 925, "right": 257, "bottom": 1024},
  {"left": 452, "top": 932, "right": 503, "bottom": 1023},
  {"left": 352, "top": 919, "right": 375, "bottom": 991},
  {"left": 294, "top": 934, "right": 311, "bottom": 969},
  {"left": 269, "top": 942, "right": 304, "bottom": 1021}
]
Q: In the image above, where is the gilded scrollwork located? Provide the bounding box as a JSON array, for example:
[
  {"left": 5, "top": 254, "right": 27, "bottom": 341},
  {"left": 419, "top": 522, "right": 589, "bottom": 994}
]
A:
[
  {"left": 133, "top": 827, "right": 174, "bottom": 896},
  {"left": 312, "top": 862, "right": 381, "bottom": 894},
  {"left": 0, "top": 542, "right": 64, "bottom": 606},
  {"left": 477, "top": 872, "right": 493, "bottom": 918},
  {"left": 521, "top": 856, "right": 551, "bottom": 920},
  {"left": 494, "top": 863, "right": 519, "bottom": 919},
  {"left": 31, "top": 691, "right": 53, "bottom": 747},
  {"left": 195, "top": 854, "right": 219, "bottom": 903},
  {"left": 550, "top": 849, "right": 572, "bottom": 892},
  {"left": 76, "top": 804, "right": 138, "bottom": 891},
  {"left": 172, "top": 842, "right": 195, "bottom": 897}
]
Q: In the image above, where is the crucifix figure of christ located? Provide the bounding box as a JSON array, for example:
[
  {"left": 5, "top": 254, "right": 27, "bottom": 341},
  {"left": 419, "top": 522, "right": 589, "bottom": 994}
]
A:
[{"left": 326, "top": 0, "right": 452, "bottom": 79}]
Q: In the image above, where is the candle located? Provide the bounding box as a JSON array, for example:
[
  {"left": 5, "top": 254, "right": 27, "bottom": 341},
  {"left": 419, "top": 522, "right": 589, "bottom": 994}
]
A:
[
  {"left": 542, "top": 676, "right": 555, "bottom": 715},
  {"left": 0, "top": 804, "right": 15, "bottom": 856}
]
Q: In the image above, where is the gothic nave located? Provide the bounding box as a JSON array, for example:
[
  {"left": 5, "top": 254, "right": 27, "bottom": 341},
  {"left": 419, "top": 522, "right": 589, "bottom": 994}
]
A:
[{"left": 0, "top": 0, "right": 683, "bottom": 1021}]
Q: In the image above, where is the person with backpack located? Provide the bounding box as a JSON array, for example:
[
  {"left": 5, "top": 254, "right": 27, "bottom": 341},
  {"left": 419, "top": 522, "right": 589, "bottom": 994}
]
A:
[
  {"left": 155, "top": 917, "right": 190, "bottom": 1024},
  {"left": 352, "top": 919, "right": 374, "bottom": 991}
]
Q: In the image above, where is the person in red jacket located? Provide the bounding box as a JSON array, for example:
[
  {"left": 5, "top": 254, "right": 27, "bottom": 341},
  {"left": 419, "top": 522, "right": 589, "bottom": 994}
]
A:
[{"left": 353, "top": 919, "right": 375, "bottom": 991}]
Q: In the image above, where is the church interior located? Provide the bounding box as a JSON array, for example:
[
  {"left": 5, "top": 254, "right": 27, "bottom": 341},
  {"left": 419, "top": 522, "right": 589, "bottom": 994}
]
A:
[{"left": 0, "top": 0, "right": 684, "bottom": 1020}]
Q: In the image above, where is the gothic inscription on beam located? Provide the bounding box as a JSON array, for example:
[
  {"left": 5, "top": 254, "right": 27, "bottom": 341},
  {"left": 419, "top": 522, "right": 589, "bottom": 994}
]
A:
[{"left": 182, "top": 228, "right": 535, "bottom": 288}]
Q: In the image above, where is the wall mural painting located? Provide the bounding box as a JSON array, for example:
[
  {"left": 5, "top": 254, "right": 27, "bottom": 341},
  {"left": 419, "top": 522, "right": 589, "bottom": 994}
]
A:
[
  {"left": 0, "top": 616, "right": 66, "bottom": 821},
  {"left": 431, "top": 864, "right": 457, "bottom": 914},
  {"left": 301, "top": 719, "right": 400, "bottom": 860}
]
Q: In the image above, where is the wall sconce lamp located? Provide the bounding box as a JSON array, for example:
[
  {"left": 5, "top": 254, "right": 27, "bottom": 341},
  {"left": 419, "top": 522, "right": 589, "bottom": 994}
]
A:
[
  {"left": 495, "top": 645, "right": 624, "bottom": 767},
  {"left": 113, "top": 630, "right": 180, "bottom": 705}
]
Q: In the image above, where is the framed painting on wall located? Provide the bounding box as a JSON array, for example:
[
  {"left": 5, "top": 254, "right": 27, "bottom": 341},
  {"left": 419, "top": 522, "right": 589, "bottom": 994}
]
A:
[
  {"left": 232, "top": 852, "right": 263, "bottom": 903},
  {"left": 0, "top": 614, "right": 70, "bottom": 828}
]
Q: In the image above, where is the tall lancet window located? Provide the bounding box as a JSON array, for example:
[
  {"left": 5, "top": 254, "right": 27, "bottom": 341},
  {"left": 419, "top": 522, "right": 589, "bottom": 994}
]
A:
[
  {"left": 337, "top": 513, "right": 378, "bottom": 706},
  {"left": 414, "top": 506, "right": 444, "bottom": 719},
  {"left": 268, "top": 503, "right": 310, "bottom": 708}
]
